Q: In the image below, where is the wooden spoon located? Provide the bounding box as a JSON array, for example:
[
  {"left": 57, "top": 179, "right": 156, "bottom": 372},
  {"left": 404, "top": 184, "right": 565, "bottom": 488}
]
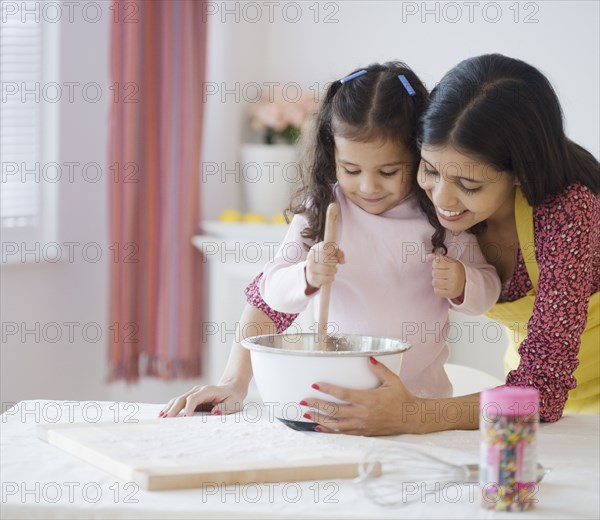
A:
[{"left": 317, "top": 202, "right": 340, "bottom": 349}]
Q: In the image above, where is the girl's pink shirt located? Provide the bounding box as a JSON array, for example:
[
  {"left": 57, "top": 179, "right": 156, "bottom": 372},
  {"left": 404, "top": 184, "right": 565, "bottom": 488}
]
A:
[{"left": 257, "top": 186, "right": 501, "bottom": 398}]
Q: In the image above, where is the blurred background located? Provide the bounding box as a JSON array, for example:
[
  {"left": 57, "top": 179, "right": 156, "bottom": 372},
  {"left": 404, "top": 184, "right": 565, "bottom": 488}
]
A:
[{"left": 1, "top": 0, "right": 598, "bottom": 406}]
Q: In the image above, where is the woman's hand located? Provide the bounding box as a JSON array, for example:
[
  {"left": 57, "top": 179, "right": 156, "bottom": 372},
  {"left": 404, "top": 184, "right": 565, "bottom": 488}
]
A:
[
  {"left": 305, "top": 241, "right": 345, "bottom": 292},
  {"left": 302, "top": 358, "right": 481, "bottom": 435},
  {"left": 159, "top": 382, "right": 247, "bottom": 418},
  {"left": 300, "top": 357, "right": 426, "bottom": 436},
  {"left": 427, "top": 253, "right": 466, "bottom": 301}
]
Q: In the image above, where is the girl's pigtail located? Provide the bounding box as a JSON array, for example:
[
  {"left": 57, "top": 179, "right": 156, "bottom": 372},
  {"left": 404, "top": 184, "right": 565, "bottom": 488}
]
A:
[{"left": 292, "top": 78, "right": 344, "bottom": 243}]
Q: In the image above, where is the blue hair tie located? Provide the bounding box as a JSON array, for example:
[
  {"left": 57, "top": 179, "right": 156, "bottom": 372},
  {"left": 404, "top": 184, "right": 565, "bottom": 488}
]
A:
[
  {"left": 339, "top": 69, "right": 367, "bottom": 84},
  {"left": 398, "top": 74, "right": 416, "bottom": 96}
]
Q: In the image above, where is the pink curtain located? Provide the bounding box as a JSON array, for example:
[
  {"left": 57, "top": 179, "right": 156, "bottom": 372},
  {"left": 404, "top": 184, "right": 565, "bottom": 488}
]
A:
[{"left": 108, "top": 0, "right": 207, "bottom": 382}]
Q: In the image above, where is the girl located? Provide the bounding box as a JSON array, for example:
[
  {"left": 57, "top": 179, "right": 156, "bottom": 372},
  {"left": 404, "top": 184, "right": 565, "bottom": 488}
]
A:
[{"left": 160, "top": 62, "right": 501, "bottom": 418}]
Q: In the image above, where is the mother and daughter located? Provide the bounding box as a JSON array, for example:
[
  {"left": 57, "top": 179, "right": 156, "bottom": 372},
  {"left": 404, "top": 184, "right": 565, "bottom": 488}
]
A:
[{"left": 162, "top": 54, "right": 599, "bottom": 434}]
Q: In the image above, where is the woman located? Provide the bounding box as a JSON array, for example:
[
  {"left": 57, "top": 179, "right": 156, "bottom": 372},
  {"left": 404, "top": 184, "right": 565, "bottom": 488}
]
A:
[{"left": 162, "top": 54, "right": 599, "bottom": 434}]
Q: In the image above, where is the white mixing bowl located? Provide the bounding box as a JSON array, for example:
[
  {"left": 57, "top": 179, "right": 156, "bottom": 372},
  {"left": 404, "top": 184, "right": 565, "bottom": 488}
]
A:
[{"left": 242, "top": 333, "right": 411, "bottom": 431}]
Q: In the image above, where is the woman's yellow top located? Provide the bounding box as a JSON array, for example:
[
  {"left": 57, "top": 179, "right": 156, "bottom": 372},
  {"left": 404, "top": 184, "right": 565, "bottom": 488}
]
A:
[{"left": 485, "top": 188, "right": 599, "bottom": 415}]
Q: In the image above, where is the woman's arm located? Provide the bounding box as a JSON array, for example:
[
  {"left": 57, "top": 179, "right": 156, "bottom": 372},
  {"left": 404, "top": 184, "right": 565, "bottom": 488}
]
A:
[
  {"left": 301, "top": 358, "right": 481, "bottom": 435},
  {"left": 245, "top": 273, "right": 299, "bottom": 333},
  {"left": 507, "top": 185, "right": 599, "bottom": 421},
  {"left": 216, "top": 303, "right": 272, "bottom": 392}
]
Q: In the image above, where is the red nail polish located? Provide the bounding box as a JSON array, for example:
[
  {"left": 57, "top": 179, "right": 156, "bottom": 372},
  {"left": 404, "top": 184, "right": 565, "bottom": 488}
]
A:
[
  {"left": 303, "top": 413, "right": 312, "bottom": 420},
  {"left": 311, "top": 383, "right": 320, "bottom": 390},
  {"left": 315, "top": 426, "right": 323, "bottom": 432},
  {"left": 213, "top": 410, "right": 221, "bottom": 416},
  {"left": 299, "top": 400, "right": 308, "bottom": 406},
  {"left": 369, "top": 356, "right": 378, "bottom": 364}
]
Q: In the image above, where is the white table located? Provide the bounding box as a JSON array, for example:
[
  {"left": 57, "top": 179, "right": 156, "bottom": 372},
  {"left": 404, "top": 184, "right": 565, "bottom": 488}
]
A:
[{"left": 1, "top": 400, "right": 598, "bottom": 519}]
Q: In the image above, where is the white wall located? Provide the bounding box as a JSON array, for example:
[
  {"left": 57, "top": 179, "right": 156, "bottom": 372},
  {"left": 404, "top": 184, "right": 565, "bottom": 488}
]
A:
[{"left": 2, "top": 1, "right": 598, "bottom": 405}]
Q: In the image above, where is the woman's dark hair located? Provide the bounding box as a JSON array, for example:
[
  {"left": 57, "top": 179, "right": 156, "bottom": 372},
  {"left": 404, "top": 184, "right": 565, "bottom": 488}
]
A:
[
  {"left": 290, "top": 62, "right": 442, "bottom": 246},
  {"left": 419, "top": 53, "right": 599, "bottom": 235}
]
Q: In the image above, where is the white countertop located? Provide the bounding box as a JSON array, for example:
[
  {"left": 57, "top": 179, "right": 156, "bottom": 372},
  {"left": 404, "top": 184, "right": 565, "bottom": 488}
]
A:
[{"left": 1, "top": 400, "right": 598, "bottom": 519}]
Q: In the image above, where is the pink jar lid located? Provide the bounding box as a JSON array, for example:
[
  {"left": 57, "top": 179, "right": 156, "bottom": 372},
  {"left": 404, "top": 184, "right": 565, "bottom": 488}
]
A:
[{"left": 480, "top": 385, "right": 539, "bottom": 419}]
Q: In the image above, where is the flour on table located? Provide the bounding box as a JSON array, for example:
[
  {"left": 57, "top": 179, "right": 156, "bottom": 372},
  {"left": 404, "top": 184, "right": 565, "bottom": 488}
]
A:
[{"left": 49, "top": 414, "right": 374, "bottom": 468}]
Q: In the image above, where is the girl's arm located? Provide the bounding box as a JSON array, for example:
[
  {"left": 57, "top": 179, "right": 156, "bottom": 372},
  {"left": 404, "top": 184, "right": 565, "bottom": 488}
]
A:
[
  {"left": 259, "top": 213, "right": 317, "bottom": 313},
  {"left": 160, "top": 302, "right": 282, "bottom": 417},
  {"left": 446, "top": 232, "right": 502, "bottom": 314}
]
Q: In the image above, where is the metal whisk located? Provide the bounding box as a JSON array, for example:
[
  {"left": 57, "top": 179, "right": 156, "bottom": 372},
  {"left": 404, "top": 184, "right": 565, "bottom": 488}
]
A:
[{"left": 354, "top": 443, "right": 549, "bottom": 507}]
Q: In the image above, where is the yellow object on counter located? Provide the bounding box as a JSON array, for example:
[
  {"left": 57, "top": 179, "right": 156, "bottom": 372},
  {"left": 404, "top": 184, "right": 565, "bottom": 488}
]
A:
[
  {"left": 242, "top": 212, "right": 268, "bottom": 223},
  {"left": 217, "top": 209, "right": 290, "bottom": 224},
  {"left": 218, "top": 209, "right": 242, "bottom": 222}
]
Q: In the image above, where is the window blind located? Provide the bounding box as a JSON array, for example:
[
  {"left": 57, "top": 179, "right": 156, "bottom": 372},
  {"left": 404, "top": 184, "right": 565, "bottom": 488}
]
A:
[{"left": 1, "top": 0, "right": 42, "bottom": 229}]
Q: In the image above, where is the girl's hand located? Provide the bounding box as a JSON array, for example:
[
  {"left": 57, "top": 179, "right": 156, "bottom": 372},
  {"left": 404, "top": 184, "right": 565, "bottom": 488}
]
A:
[
  {"left": 305, "top": 241, "right": 345, "bottom": 291},
  {"left": 426, "top": 253, "right": 466, "bottom": 301},
  {"left": 300, "top": 358, "right": 426, "bottom": 436},
  {"left": 159, "top": 383, "right": 247, "bottom": 418}
]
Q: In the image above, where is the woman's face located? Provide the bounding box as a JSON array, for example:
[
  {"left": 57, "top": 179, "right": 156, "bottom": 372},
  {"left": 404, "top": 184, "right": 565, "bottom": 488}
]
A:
[
  {"left": 334, "top": 136, "right": 414, "bottom": 215},
  {"left": 417, "top": 145, "right": 518, "bottom": 231}
]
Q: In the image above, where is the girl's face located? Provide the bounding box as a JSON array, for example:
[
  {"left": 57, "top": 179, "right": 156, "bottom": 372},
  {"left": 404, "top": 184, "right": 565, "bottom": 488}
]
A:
[
  {"left": 334, "top": 136, "right": 414, "bottom": 215},
  {"left": 417, "top": 145, "right": 518, "bottom": 231}
]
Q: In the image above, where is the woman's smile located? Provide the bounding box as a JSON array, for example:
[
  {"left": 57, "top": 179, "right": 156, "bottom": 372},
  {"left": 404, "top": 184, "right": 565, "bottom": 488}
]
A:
[{"left": 436, "top": 207, "right": 469, "bottom": 221}]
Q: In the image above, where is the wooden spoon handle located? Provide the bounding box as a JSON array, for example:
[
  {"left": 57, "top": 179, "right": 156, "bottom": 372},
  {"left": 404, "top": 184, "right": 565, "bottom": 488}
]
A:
[{"left": 318, "top": 202, "right": 340, "bottom": 347}]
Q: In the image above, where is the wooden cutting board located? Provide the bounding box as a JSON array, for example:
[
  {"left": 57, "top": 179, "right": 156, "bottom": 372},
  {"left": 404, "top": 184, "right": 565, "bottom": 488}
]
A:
[{"left": 37, "top": 415, "right": 381, "bottom": 491}]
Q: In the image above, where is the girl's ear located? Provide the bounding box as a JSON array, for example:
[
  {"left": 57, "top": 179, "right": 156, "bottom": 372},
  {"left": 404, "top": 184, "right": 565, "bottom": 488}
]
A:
[{"left": 514, "top": 177, "right": 521, "bottom": 186}]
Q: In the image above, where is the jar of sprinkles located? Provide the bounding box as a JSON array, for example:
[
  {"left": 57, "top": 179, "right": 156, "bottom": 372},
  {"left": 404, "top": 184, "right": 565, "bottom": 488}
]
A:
[{"left": 479, "top": 386, "right": 540, "bottom": 511}]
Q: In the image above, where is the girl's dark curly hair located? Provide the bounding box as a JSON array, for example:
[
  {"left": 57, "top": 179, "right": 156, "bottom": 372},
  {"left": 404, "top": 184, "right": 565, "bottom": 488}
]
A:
[{"left": 289, "top": 62, "right": 448, "bottom": 252}]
